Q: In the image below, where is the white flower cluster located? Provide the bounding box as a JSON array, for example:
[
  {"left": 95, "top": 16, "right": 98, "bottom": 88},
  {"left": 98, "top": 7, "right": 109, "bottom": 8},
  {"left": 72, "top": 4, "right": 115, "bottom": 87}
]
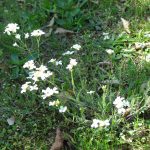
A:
[
  {"left": 144, "top": 32, "right": 150, "bottom": 38},
  {"left": 21, "top": 59, "right": 61, "bottom": 113},
  {"left": 42, "top": 87, "right": 59, "bottom": 99},
  {"left": 4, "top": 23, "right": 20, "bottom": 35},
  {"left": 25, "top": 33, "right": 29, "bottom": 39},
  {"left": 59, "top": 106, "right": 67, "bottom": 113},
  {"left": 87, "top": 91, "right": 95, "bottom": 95},
  {"left": 23, "top": 60, "right": 53, "bottom": 82},
  {"left": 48, "top": 59, "right": 62, "bottom": 66},
  {"left": 4, "top": 23, "right": 45, "bottom": 48},
  {"left": 15, "top": 34, "right": 21, "bottom": 40},
  {"left": 71, "top": 44, "right": 81, "bottom": 50},
  {"left": 62, "top": 44, "right": 81, "bottom": 56},
  {"left": 66, "top": 58, "right": 78, "bottom": 71},
  {"left": 4, "top": 23, "right": 45, "bottom": 38},
  {"left": 13, "top": 42, "right": 19, "bottom": 47},
  {"left": 113, "top": 96, "right": 130, "bottom": 114},
  {"left": 49, "top": 100, "right": 60, "bottom": 106},
  {"left": 49, "top": 100, "right": 67, "bottom": 113},
  {"left": 62, "top": 51, "right": 75, "bottom": 56},
  {"left": 55, "top": 60, "right": 62, "bottom": 66},
  {"left": 48, "top": 58, "right": 56, "bottom": 63},
  {"left": 21, "top": 82, "right": 38, "bottom": 93},
  {"left": 91, "top": 119, "right": 110, "bottom": 128},
  {"left": 28, "top": 66, "right": 53, "bottom": 82},
  {"left": 22, "top": 60, "right": 59, "bottom": 100},
  {"left": 145, "top": 54, "right": 150, "bottom": 62},
  {"left": 31, "top": 29, "right": 45, "bottom": 37},
  {"left": 105, "top": 49, "right": 114, "bottom": 55},
  {"left": 23, "top": 60, "right": 36, "bottom": 70},
  {"left": 102, "top": 32, "right": 110, "bottom": 40}
]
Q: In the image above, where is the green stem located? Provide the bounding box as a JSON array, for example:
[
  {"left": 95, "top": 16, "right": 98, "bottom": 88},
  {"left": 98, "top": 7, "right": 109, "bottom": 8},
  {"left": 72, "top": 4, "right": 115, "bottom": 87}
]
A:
[
  {"left": 36, "top": 37, "right": 40, "bottom": 59},
  {"left": 71, "top": 70, "right": 76, "bottom": 95}
]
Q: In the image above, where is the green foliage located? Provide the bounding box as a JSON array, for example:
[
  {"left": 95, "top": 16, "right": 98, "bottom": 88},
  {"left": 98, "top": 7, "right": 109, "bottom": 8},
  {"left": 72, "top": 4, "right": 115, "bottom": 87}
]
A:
[
  {"left": 0, "top": 0, "right": 150, "bottom": 149},
  {"left": 50, "top": 0, "right": 85, "bottom": 28}
]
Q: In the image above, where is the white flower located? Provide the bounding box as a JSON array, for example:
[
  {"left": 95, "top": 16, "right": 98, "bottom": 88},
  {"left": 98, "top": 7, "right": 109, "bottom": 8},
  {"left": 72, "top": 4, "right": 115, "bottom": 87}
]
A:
[
  {"left": 115, "top": 102, "right": 124, "bottom": 109},
  {"left": 87, "top": 91, "right": 95, "bottom": 95},
  {"left": 118, "top": 108, "right": 126, "bottom": 114},
  {"left": 59, "top": 106, "right": 67, "bottom": 113},
  {"left": 4, "top": 23, "right": 20, "bottom": 35},
  {"left": 36, "top": 65, "right": 48, "bottom": 72},
  {"left": 48, "top": 58, "right": 56, "bottom": 63},
  {"left": 113, "top": 96, "right": 130, "bottom": 115},
  {"left": 105, "top": 49, "right": 114, "bottom": 55},
  {"left": 71, "top": 44, "right": 81, "bottom": 50},
  {"left": 103, "top": 119, "right": 110, "bottom": 127},
  {"left": 49, "top": 100, "right": 60, "bottom": 106},
  {"left": 138, "top": 123, "right": 143, "bottom": 127},
  {"left": 103, "top": 32, "right": 110, "bottom": 40},
  {"left": 21, "top": 82, "right": 31, "bottom": 93},
  {"left": 113, "top": 96, "right": 124, "bottom": 106},
  {"left": 91, "top": 119, "right": 101, "bottom": 128},
  {"left": 91, "top": 119, "right": 110, "bottom": 128},
  {"left": 113, "top": 96, "right": 124, "bottom": 104},
  {"left": 23, "top": 60, "right": 36, "bottom": 70},
  {"left": 31, "top": 29, "right": 45, "bottom": 37},
  {"left": 15, "top": 34, "right": 21, "bottom": 40},
  {"left": 144, "top": 32, "right": 150, "bottom": 38},
  {"left": 55, "top": 60, "right": 62, "bottom": 66},
  {"left": 28, "top": 71, "right": 37, "bottom": 81},
  {"left": 48, "top": 59, "right": 62, "bottom": 66},
  {"left": 145, "top": 54, "right": 150, "bottom": 62},
  {"left": 98, "top": 120, "right": 106, "bottom": 127},
  {"left": 66, "top": 64, "right": 72, "bottom": 71},
  {"left": 13, "top": 42, "right": 19, "bottom": 47},
  {"left": 49, "top": 101, "right": 56, "bottom": 106},
  {"left": 28, "top": 67, "right": 53, "bottom": 82},
  {"left": 43, "top": 71, "right": 53, "bottom": 79},
  {"left": 99, "top": 120, "right": 110, "bottom": 127},
  {"left": 42, "top": 87, "right": 59, "bottom": 99},
  {"left": 29, "top": 65, "right": 52, "bottom": 81},
  {"left": 29, "top": 84, "right": 38, "bottom": 91},
  {"left": 66, "top": 58, "right": 77, "bottom": 71},
  {"left": 25, "top": 33, "right": 29, "bottom": 39},
  {"left": 62, "top": 51, "right": 75, "bottom": 55},
  {"left": 70, "top": 58, "right": 77, "bottom": 66},
  {"left": 122, "top": 100, "right": 130, "bottom": 107},
  {"left": 144, "top": 34, "right": 150, "bottom": 38}
]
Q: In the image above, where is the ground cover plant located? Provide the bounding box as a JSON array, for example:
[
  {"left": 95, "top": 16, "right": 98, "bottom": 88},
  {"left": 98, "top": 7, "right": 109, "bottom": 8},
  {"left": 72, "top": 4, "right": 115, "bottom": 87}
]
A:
[{"left": 0, "top": 0, "right": 150, "bottom": 149}]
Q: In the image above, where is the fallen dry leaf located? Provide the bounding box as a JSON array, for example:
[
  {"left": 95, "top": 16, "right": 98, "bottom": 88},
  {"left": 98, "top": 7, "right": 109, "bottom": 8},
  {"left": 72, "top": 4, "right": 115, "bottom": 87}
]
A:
[
  {"left": 45, "top": 17, "right": 55, "bottom": 37},
  {"left": 121, "top": 18, "right": 131, "bottom": 34},
  {"left": 50, "top": 128, "right": 64, "bottom": 150},
  {"left": 54, "top": 28, "right": 74, "bottom": 34},
  {"left": 7, "top": 116, "right": 15, "bottom": 125},
  {"left": 101, "top": 79, "right": 120, "bottom": 85},
  {"left": 47, "top": 17, "right": 55, "bottom": 27},
  {"left": 98, "top": 61, "right": 112, "bottom": 67}
]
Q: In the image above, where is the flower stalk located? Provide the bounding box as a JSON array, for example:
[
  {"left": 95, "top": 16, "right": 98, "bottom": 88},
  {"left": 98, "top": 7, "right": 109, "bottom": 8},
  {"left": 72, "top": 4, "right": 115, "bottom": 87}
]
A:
[{"left": 71, "top": 70, "right": 76, "bottom": 95}]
